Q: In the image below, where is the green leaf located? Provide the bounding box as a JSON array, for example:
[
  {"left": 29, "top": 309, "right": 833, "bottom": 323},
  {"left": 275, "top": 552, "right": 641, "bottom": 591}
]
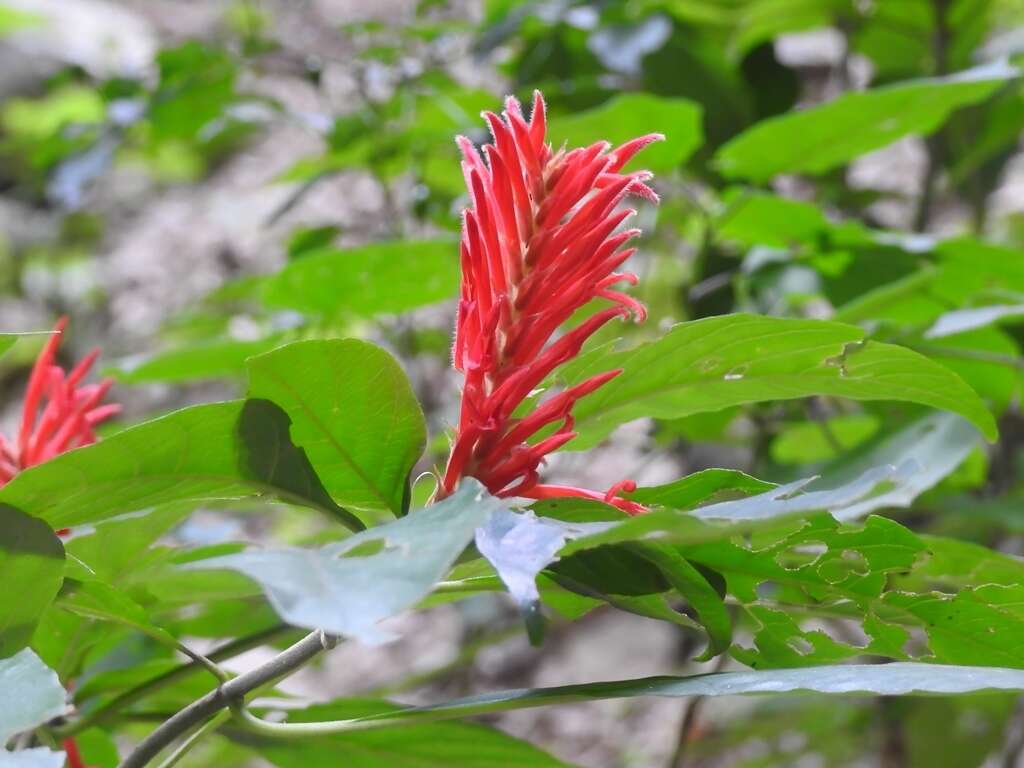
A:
[
  {"left": 628, "top": 468, "right": 775, "bottom": 508},
  {"left": 771, "top": 415, "right": 880, "bottom": 465},
  {"left": 64, "top": 503, "right": 193, "bottom": 584},
  {"left": 557, "top": 464, "right": 915, "bottom": 556},
  {"left": 0, "top": 331, "right": 59, "bottom": 362},
  {"left": 0, "top": 506, "right": 65, "bottom": 658},
  {"left": 238, "top": 699, "right": 572, "bottom": 768},
  {"left": 56, "top": 579, "right": 177, "bottom": 647},
  {"left": 716, "top": 189, "right": 831, "bottom": 248},
  {"left": 0, "top": 649, "right": 67, "bottom": 767},
  {"left": 0, "top": 399, "right": 362, "bottom": 530},
  {"left": 565, "top": 314, "right": 997, "bottom": 447},
  {"left": 250, "top": 663, "right": 1024, "bottom": 727},
  {"left": 0, "top": 4, "right": 44, "bottom": 36},
  {"left": 730, "top": 0, "right": 846, "bottom": 56},
  {"left": 715, "top": 62, "right": 1018, "bottom": 181},
  {"left": 631, "top": 543, "right": 731, "bottom": 659},
  {"left": 184, "top": 480, "right": 502, "bottom": 643},
  {"left": 247, "top": 339, "right": 426, "bottom": 516},
  {"left": 261, "top": 240, "right": 458, "bottom": 317},
  {"left": 681, "top": 514, "right": 927, "bottom": 666},
  {"left": 879, "top": 587, "right": 1024, "bottom": 667},
  {"left": 108, "top": 337, "right": 285, "bottom": 384},
  {"left": 548, "top": 93, "right": 703, "bottom": 172}
]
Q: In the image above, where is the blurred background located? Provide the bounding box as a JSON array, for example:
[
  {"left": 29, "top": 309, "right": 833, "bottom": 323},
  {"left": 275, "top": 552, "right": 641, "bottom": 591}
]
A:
[{"left": 5, "top": 0, "right": 1024, "bottom": 766}]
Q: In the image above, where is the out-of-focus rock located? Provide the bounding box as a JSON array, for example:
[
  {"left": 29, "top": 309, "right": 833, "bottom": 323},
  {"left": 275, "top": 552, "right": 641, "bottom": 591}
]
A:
[{"left": 1, "top": 0, "right": 156, "bottom": 78}]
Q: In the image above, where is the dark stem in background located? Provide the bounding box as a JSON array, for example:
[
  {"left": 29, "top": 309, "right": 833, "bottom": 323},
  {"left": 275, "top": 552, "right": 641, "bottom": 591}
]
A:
[
  {"left": 912, "top": 0, "right": 951, "bottom": 233},
  {"left": 1001, "top": 699, "right": 1024, "bottom": 768},
  {"left": 878, "top": 697, "right": 907, "bottom": 768},
  {"left": 668, "top": 695, "right": 706, "bottom": 768},
  {"left": 666, "top": 634, "right": 729, "bottom": 768}
]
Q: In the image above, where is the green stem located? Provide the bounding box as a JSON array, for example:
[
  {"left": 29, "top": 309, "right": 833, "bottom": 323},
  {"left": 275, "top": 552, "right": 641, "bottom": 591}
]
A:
[{"left": 55, "top": 623, "right": 296, "bottom": 738}]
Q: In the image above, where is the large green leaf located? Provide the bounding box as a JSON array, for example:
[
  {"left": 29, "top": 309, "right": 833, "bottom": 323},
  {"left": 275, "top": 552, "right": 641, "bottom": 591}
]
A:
[
  {"left": 0, "top": 399, "right": 362, "bottom": 530},
  {"left": 0, "top": 506, "right": 64, "bottom": 658},
  {"left": 184, "top": 480, "right": 502, "bottom": 643},
  {"left": 682, "top": 514, "right": 927, "bottom": 666},
  {"left": 547, "top": 93, "right": 703, "bottom": 172},
  {"left": 238, "top": 700, "right": 571, "bottom": 768},
  {"left": 715, "top": 62, "right": 1017, "bottom": 181},
  {"left": 679, "top": 515, "right": 1024, "bottom": 669},
  {"left": 261, "top": 240, "right": 458, "bottom": 317},
  {"left": 0, "top": 334, "right": 16, "bottom": 359},
  {"left": 564, "top": 314, "right": 997, "bottom": 448},
  {"left": 238, "top": 663, "right": 1024, "bottom": 731},
  {"left": 246, "top": 339, "right": 426, "bottom": 516},
  {"left": 0, "top": 650, "right": 66, "bottom": 739}
]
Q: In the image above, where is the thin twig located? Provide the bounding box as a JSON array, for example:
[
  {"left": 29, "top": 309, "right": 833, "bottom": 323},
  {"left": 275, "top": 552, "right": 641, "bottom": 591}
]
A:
[
  {"left": 667, "top": 654, "right": 728, "bottom": 768},
  {"left": 912, "top": 0, "right": 950, "bottom": 233},
  {"left": 118, "top": 630, "right": 336, "bottom": 768},
  {"left": 668, "top": 696, "right": 706, "bottom": 768},
  {"left": 57, "top": 623, "right": 295, "bottom": 738},
  {"left": 1001, "top": 697, "right": 1024, "bottom": 768}
]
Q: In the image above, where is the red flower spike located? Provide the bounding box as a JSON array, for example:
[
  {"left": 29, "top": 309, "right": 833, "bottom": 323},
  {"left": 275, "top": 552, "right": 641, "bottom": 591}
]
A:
[
  {"left": 440, "top": 90, "right": 661, "bottom": 515},
  {"left": 0, "top": 318, "right": 120, "bottom": 493}
]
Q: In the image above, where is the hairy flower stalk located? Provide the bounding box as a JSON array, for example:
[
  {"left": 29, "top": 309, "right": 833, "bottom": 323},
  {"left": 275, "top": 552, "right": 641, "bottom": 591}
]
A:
[
  {"left": 0, "top": 318, "right": 120, "bottom": 488},
  {"left": 440, "top": 91, "right": 661, "bottom": 515}
]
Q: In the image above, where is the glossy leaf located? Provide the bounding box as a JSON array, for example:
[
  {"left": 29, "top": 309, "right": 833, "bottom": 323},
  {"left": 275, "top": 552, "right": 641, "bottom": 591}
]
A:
[
  {"left": 715, "top": 62, "right": 1018, "bottom": 181},
  {"left": 0, "top": 400, "right": 361, "bottom": 530},
  {"left": 564, "top": 314, "right": 997, "bottom": 447},
  {"left": 247, "top": 339, "right": 426, "bottom": 516}
]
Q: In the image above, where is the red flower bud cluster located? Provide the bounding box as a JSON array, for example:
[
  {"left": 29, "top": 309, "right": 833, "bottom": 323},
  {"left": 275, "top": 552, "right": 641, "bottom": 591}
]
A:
[
  {"left": 440, "top": 91, "right": 661, "bottom": 515},
  {"left": 0, "top": 317, "right": 120, "bottom": 488}
]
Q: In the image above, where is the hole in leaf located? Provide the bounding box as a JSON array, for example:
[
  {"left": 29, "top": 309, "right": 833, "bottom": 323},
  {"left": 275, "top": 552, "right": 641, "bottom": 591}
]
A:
[
  {"left": 756, "top": 581, "right": 778, "bottom": 600},
  {"left": 340, "top": 538, "right": 388, "bottom": 558},
  {"left": 786, "top": 635, "right": 814, "bottom": 656}
]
